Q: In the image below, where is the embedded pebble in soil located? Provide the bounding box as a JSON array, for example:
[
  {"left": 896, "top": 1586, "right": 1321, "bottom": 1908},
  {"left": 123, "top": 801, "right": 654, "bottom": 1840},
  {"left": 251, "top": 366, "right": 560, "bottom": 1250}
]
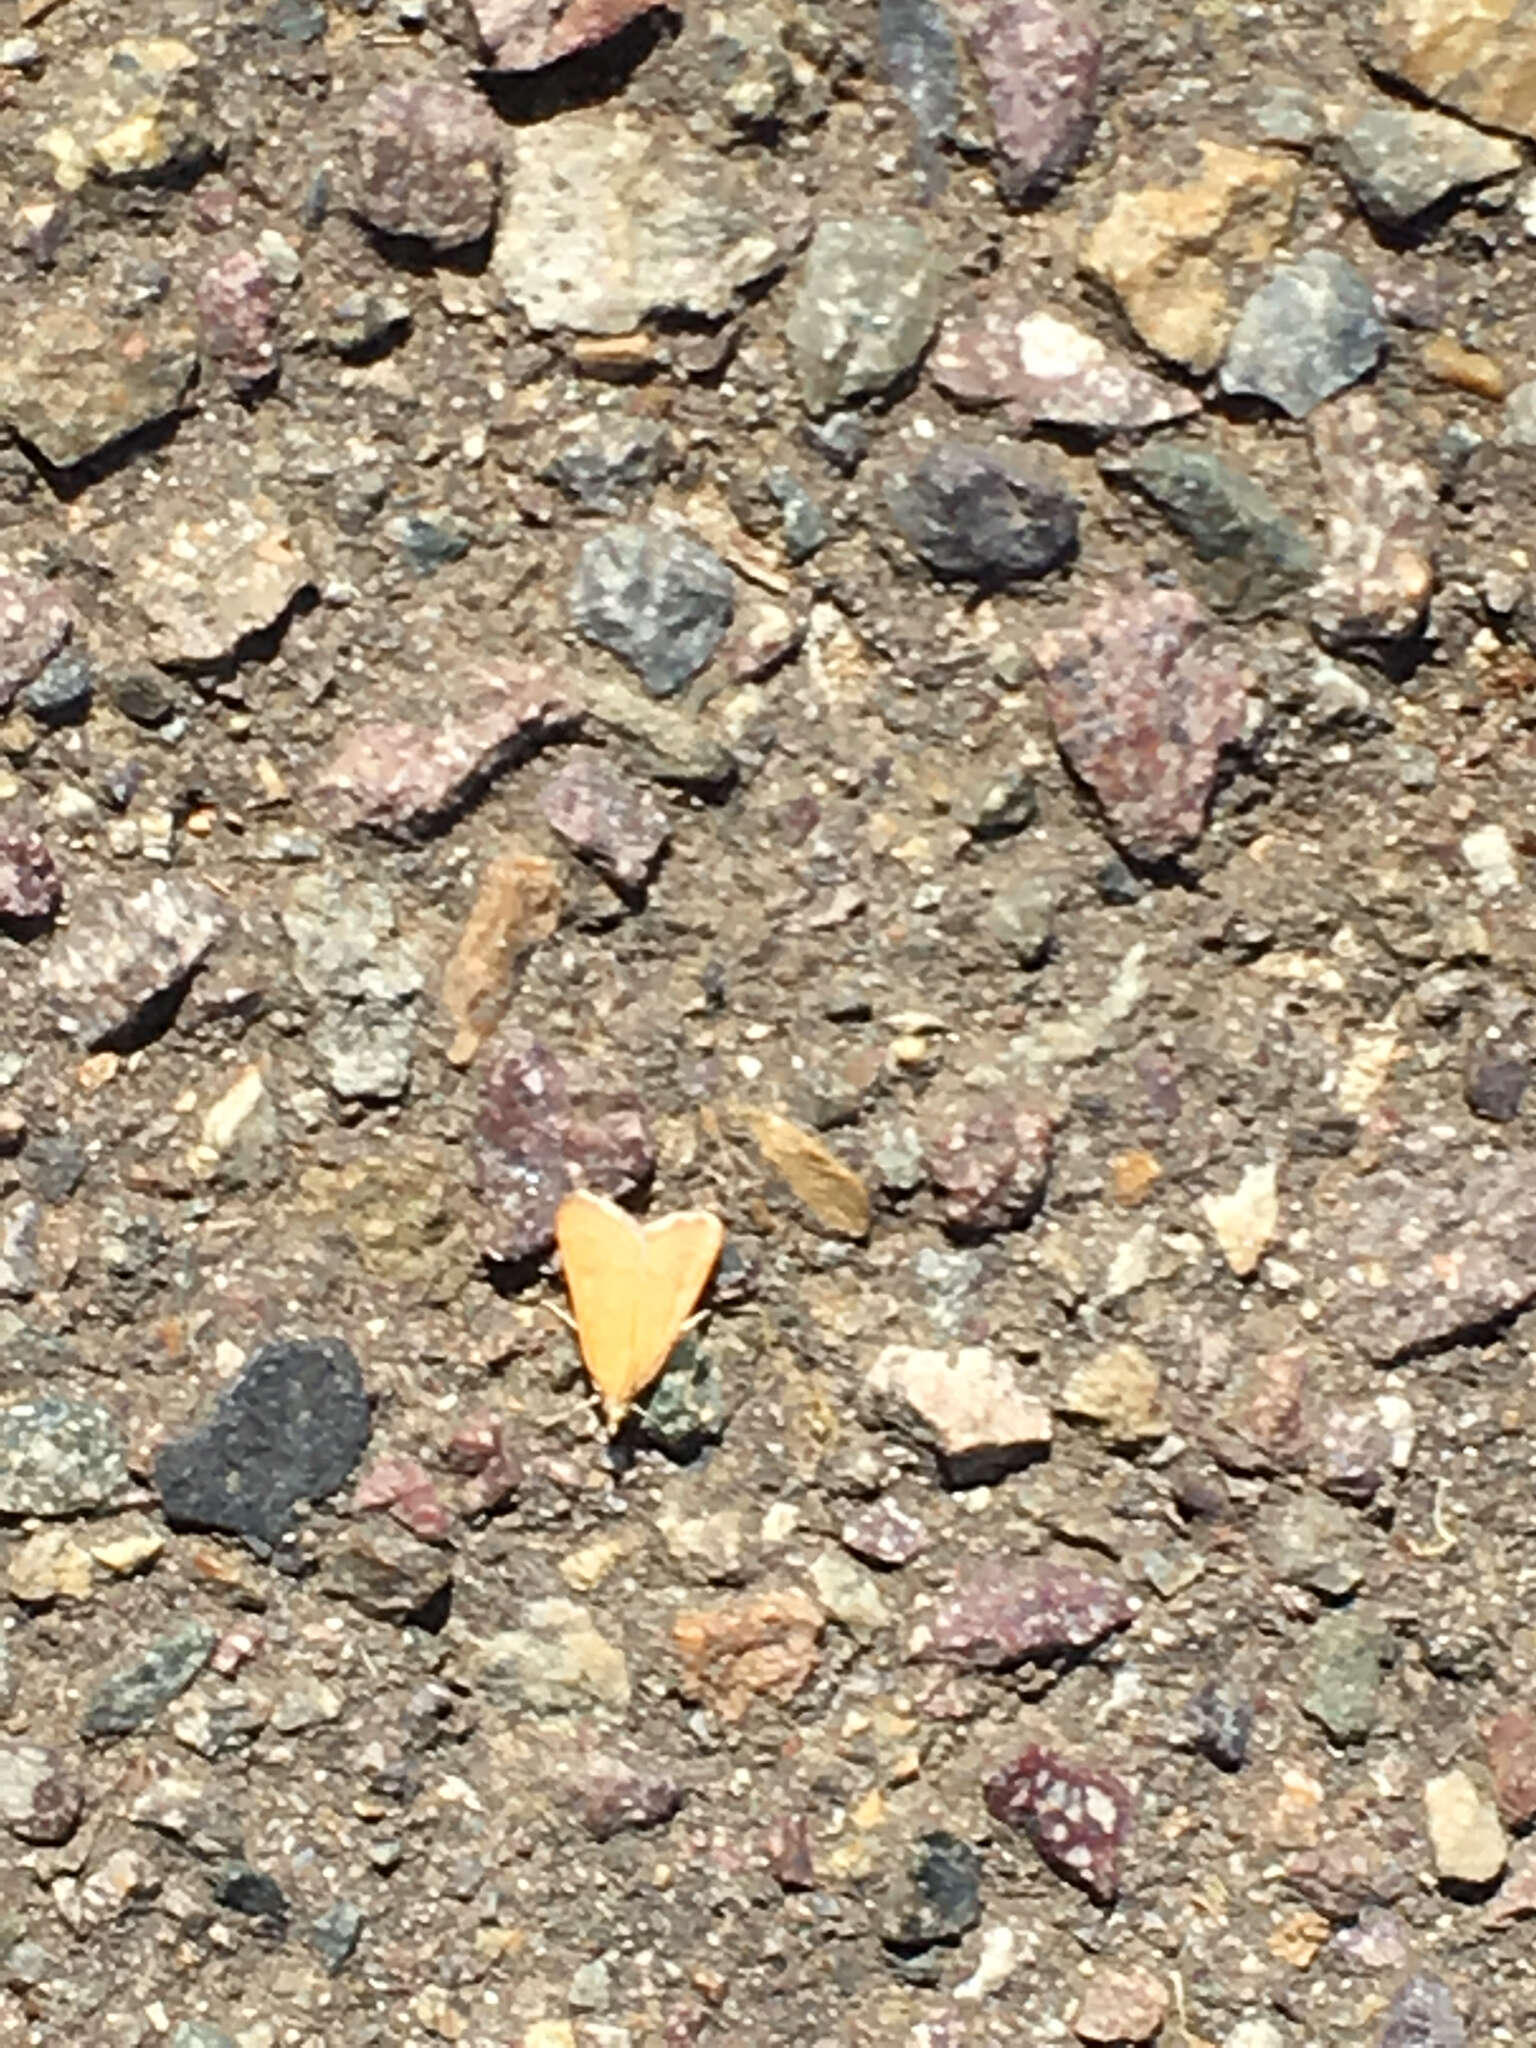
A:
[
  {"left": 960, "top": 0, "right": 1103, "bottom": 206},
  {"left": 353, "top": 82, "right": 503, "bottom": 251},
  {"left": 471, "top": 0, "right": 661, "bottom": 70},
  {"left": 984, "top": 1744, "right": 1134, "bottom": 1903},
  {"left": 1220, "top": 253, "right": 1386, "bottom": 419},
  {"left": 570, "top": 526, "right": 735, "bottom": 697},
  {"left": 0, "top": 570, "right": 70, "bottom": 708},
  {"left": 921, "top": 1556, "right": 1133, "bottom": 1667},
  {"left": 82, "top": 1618, "right": 218, "bottom": 1738},
  {"left": 865, "top": 1343, "right": 1051, "bottom": 1481},
  {"left": 0, "top": 297, "right": 198, "bottom": 470},
  {"left": 0, "top": 826, "right": 62, "bottom": 932},
  {"left": 196, "top": 249, "right": 278, "bottom": 391},
  {"left": 932, "top": 301, "right": 1200, "bottom": 434},
  {"left": 884, "top": 440, "right": 1079, "bottom": 585},
  {"left": 786, "top": 215, "right": 944, "bottom": 414}
]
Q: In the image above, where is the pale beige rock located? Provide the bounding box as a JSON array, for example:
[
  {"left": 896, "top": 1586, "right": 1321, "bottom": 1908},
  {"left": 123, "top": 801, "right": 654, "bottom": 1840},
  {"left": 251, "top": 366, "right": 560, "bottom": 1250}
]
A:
[
  {"left": 474, "top": 1599, "right": 631, "bottom": 1713},
  {"left": 1080, "top": 141, "right": 1301, "bottom": 371},
  {"left": 1072, "top": 1965, "right": 1171, "bottom": 2043},
  {"left": 866, "top": 1343, "right": 1052, "bottom": 1469},
  {"left": 809, "top": 1547, "right": 890, "bottom": 1640},
  {"left": 1375, "top": 0, "right": 1536, "bottom": 142},
  {"left": 748, "top": 1109, "right": 870, "bottom": 1236},
  {"left": 0, "top": 301, "right": 197, "bottom": 471},
  {"left": 130, "top": 491, "right": 310, "bottom": 666},
  {"left": 1058, "top": 1344, "right": 1167, "bottom": 1443},
  {"left": 1425, "top": 1765, "right": 1508, "bottom": 1885},
  {"left": 1311, "top": 392, "right": 1436, "bottom": 648},
  {"left": 442, "top": 847, "right": 561, "bottom": 1066},
  {"left": 1201, "top": 1160, "right": 1279, "bottom": 1277},
  {"left": 7, "top": 1527, "right": 92, "bottom": 1603},
  {"left": 38, "top": 37, "right": 219, "bottom": 190}
]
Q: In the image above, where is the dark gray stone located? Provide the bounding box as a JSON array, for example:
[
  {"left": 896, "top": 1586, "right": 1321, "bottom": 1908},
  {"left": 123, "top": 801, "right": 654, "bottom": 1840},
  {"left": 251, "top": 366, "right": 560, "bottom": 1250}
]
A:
[
  {"left": 571, "top": 525, "right": 735, "bottom": 697},
  {"left": 1119, "top": 443, "right": 1315, "bottom": 618},
  {"left": 1336, "top": 104, "right": 1519, "bottom": 228},
  {"left": 544, "top": 417, "right": 671, "bottom": 514},
  {"left": 882, "top": 1831, "right": 983, "bottom": 1951},
  {"left": 83, "top": 1618, "right": 217, "bottom": 1738},
  {"left": 879, "top": 0, "right": 961, "bottom": 149},
  {"left": 1220, "top": 253, "right": 1385, "bottom": 419},
  {"left": 886, "top": 442, "right": 1077, "bottom": 584},
  {"left": 633, "top": 1334, "right": 726, "bottom": 1457},
  {"left": 1187, "top": 1681, "right": 1252, "bottom": 1771},
  {"left": 154, "top": 1336, "right": 371, "bottom": 1550},
  {"left": 213, "top": 1861, "right": 288, "bottom": 1921},
  {"left": 765, "top": 468, "right": 829, "bottom": 562},
  {"left": 22, "top": 651, "right": 93, "bottom": 727},
  {"left": 310, "top": 1898, "right": 365, "bottom": 1973}
]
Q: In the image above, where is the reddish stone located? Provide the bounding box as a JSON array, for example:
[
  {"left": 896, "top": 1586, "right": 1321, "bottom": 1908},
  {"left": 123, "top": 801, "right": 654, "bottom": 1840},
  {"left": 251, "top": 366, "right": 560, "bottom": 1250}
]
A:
[
  {"left": 765, "top": 1814, "right": 816, "bottom": 1889},
  {"left": 1037, "top": 580, "right": 1250, "bottom": 863},
  {"left": 840, "top": 1498, "right": 928, "bottom": 1568},
  {"left": 354, "top": 81, "right": 502, "bottom": 250},
  {"left": 1207, "top": 1346, "right": 1311, "bottom": 1475},
  {"left": 925, "top": 1558, "right": 1133, "bottom": 1668},
  {"left": 538, "top": 746, "right": 671, "bottom": 894},
  {"left": 352, "top": 1455, "right": 454, "bottom": 1544},
  {"left": 314, "top": 667, "right": 577, "bottom": 840},
  {"left": 0, "top": 828, "right": 62, "bottom": 931},
  {"left": 471, "top": 0, "right": 660, "bottom": 70},
  {"left": 673, "top": 1588, "right": 825, "bottom": 1722},
  {"left": 919, "top": 1090, "right": 1053, "bottom": 1235},
  {"left": 985, "top": 1743, "right": 1132, "bottom": 1903},
  {"left": 196, "top": 248, "right": 278, "bottom": 390},
  {"left": 0, "top": 1741, "right": 84, "bottom": 1845},
  {"left": 955, "top": 0, "right": 1102, "bottom": 205},
  {"left": 443, "top": 1413, "right": 503, "bottom": 1474},
  {"left": 931, "top": 300, "right": 1198, "bottom": 434},
  {"left": 473, "top": 1030, "right": 654, "bottom": 1262},
  {"left": 577, "top": 1753, "right": 685, "bottom": 1840},
  {"left": 1317, "top": 1403, "right": 1392, "bottom": 1504},
  {"left": 1485, "top": 1710, "right": 1536, "bottom": 1829},
  {"left": 0, "top": 570, "right": 70, "bottom": 711}
]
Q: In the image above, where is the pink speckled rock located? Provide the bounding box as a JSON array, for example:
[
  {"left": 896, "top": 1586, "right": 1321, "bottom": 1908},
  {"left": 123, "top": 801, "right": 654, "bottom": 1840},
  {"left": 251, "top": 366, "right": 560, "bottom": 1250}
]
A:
[
  {"left": 354, "top": 81, "right": 502, "bottom": 249},
  {"left": 985, "top": 1742, "right": 1133, "bottom": 1902},
  {"left": 314, "top": 667, "right": 577, "bottom": 840},
  {"left": 538, "top": 746, "right": 671, "bottom": 894},
  {"left": 196, "top": 248, "right": 278, "bottom": 390},
  {"left": 0, "top": 571, "right": 70, "bottom": 711},
  {"left": 956, "top": 0, "right": 1102, "bottom": 205},
  {"left": 0, "top": 828, "right": 62, "bottom": 931},
  {"left": 918, "top": 1088, "right": 1053, "bottom": 1235},
  {"left": 1037, "top": 580, "right": 1250, "bottom": 863},
  {"left": 932, "top": 302, "right": 1197, "bottom": 434},
  {"left": 924, "top": 1557, "right": 1133, "bottom": 1668},
  {"left": 471, "top": 0, "right": 661, "bottom": 70}
]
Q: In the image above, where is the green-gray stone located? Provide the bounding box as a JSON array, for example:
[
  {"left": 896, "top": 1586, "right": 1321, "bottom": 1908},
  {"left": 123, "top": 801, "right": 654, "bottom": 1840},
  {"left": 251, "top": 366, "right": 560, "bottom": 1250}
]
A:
[
  {"left": 786, "top": 216, "right": 942, "bottom": 416},
  {"left": 169, "top": 2023, "right": 235, "bottom": 2048},
  {"left": 1121, "top": 443, "right": 1314, "bottom": 618},
  {"left": 83, "top": 1618, "right": 217, "bottom": 1738},
  {"left": 635, "top": 1334, "right": 725, "bottom": 1457},
  {"left": 1256, "top": 1488, "right": 1368, "bottom": 1600},
  {"left": 0, "top": 1395, "right": 126, "bottom": 1517},
  {"left": 1302, "top": 1610, "right": 1395, "bottom": 1744}
]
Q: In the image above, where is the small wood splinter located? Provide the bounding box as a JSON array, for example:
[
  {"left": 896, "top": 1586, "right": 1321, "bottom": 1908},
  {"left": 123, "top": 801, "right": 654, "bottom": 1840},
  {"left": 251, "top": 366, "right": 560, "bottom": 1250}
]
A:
[{"left": 554, "top": 1189, "right": 725, "bottom": 1430}]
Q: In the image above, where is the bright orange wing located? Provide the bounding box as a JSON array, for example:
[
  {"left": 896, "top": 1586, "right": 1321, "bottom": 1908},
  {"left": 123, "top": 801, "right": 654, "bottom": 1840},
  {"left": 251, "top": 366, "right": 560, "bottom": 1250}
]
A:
[
  {"left": 555, "top": 1191, "right": 647, "bottom": 1423},
  {"left": 626, "top": 1210, "right": 725, "bottom": 1406}
]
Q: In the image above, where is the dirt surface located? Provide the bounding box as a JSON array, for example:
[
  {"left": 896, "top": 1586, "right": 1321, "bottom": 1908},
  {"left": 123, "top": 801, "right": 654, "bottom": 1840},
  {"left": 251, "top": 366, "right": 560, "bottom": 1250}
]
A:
[{"left": 2, "top": 1, "right": 1535, "bottom": 2044}]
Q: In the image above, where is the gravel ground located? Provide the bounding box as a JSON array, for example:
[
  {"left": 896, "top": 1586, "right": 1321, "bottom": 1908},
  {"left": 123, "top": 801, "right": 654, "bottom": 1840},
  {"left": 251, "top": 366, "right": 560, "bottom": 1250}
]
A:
[{"left": 2, "top": 0, "right": 1535, "bottom": 2043}]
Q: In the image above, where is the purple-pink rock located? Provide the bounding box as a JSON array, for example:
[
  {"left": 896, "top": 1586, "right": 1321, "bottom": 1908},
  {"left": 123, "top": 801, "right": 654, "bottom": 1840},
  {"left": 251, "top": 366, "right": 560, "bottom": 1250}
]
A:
[
  {"left": 470, "top": 0, "right": 661, "bottom": 70},
  {"left": 196, "top": 248, "right": 278, "bottom": 390},
  {"left": 313, "top": 667, "right": 576, "bottom": 840},
  {"left": 474, "top": 1030, "right": 654, "bottom": 1262},
  {"left": 0, "top": 570, "right": 70, "bottom": 711},
  {"left": 925, "top": 1557, "right": 1133, "bottom": 1667},
  {"left": 955, "top": 0, "right": 1102, "bottom": 205},
  {"left": 0, "top": 1741, "right": 84, "bottom": 1845},
  {"left": 354, "top": 81, "right": 503, "bottom": 250},
  {"left": 919, "top": 1090, "right": 1053, "bottom": 1235},
  {"left": 841, "top": 1498, "right": 928, "bottom": 1569},
  {"left": 1036, "top": 580, "right": 1250, "bottom": 863},
  {"left": 931, "top": 302, "right": 1198, "bottom": 434},
  {"left": 0, "top": 828, "right": 62, "bottom": 931},
  {"left": 984, "top": 1743, "right": 1132, "bottom": 1903},
  {"left": 538, "top": 746, "right": 671, "bottom": 894},
  {"left": 1378, "top": 1973, "right": 1466, "bottom": 2048},
  {"left": 577, "top": 1753, "right": 685, "bottom": 1840},
  {"left": 1318, "top": 1403, "right": 1393, "bottom": 1504}
]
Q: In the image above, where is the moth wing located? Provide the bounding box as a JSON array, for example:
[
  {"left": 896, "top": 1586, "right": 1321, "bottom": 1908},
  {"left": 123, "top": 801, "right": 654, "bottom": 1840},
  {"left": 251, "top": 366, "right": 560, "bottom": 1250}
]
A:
[
  {"left": 625, "top": 1211, "right": 726, "bottom": 1406},
  {"left": 555, "top": 1190, "right": 647, "bottom": 1420}
]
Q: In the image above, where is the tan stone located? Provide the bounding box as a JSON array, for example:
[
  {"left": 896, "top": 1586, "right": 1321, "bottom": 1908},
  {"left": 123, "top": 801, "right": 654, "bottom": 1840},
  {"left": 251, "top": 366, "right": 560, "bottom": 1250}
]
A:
[
  {"left": 442, "top": 846, "right": 561, "bottom": 1066},
  {"left": 748, "top": 1109, "right": 870, "bottom": 1237},
  {"left": 673, "top": 1586, "right": 824, "bottom": 1720},
  {"left": 1059, "top": 1343, "right": 1168, "bottom": 1444},
  {"left": 7, "top": 1527, "right": 93, "bottom": 1604},
  {"left": 1072, "top": 1964, "right": 1170, "bottom": 2043},
  {"left": 1201, "top": 1160, "right": 1279, "bottom": 1277},
  {"left": 1375, "top": 0, "right": 1536, "bottom": 141},
  {"left": 1081, "top": 141, "right": 1301, "bottom": 371},
  {"left": 1425, "top": 1765, "right": 1508, "bottom": 1885}
]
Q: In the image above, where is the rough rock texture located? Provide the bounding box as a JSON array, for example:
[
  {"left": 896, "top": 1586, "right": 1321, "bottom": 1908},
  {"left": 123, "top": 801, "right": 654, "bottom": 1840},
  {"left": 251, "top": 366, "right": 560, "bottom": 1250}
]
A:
[
  {"left": 353, "top": 82, "right": 502, "bottom": 250},
  {"left": 196, "top": 249, "right": 279, "bottom": 390},
  {"left": 0, "top": 300, "right": 198, "bottom": 470},
  {"left": 0, "top": 1397, "right": 126, "bottom": 1517},
  {"left": 957, "top": 0, "right": 1102, "bottom": 205},
  {"left": 38, "top": 878, "right": 228, "bottom": 1047},
  {"left": 918, "top": 1089, "right": 1054, "bottom": 1231},
  {"left": 128, "top": 489, "right": 311, "bottom": 666},
  {"left": 1310, "top": 393, "right": 1436, "bottom": 648},
  {"left": 0, "top": 571, "right": 71, "bottom": 709},
  {"left": 471, "top": 0, "right": 660, "bottom": 69},
  {"left": 1373, "top": 0, "right": 1536, "bottom": 142},
  {"left": 786, "top": 215, "right": 944, "bottom": 414},
  {"left": 0, "top": 827, "right": 63, "bottom": 931},
  {"left": 885, "top": 441, "right": 1078, "bottom": 584},
  {"left": 1119, "top": 443, "right": 1315, "bottom": 619},
  {"left": 1220, "top": 253, "right": 1386, "bottom": 419},
  {"left": 1037, "top": 581, "right": 1250, "bottom": 862},
  {"left": 923, "top": 1557, "right": 1133, "bottom": 1666},
  {"left": 865, "top": 1343, "right": 1052, "bottom": 1478},
  {"left": 932, "top": 302, "right": 1199, "bottom": 433},
  {"left": 984, "top": 1744, "right": 1134, "bottom": 1903},
  {"left": 492, "top": 110, "right": 779, "bottom": 334},
  {"left": 539, "top": 746, "right": 671, "bottom": 893},
  {"left": 570, "top": 525, "right": 735, "bottom": 696},
  {"left": 1336, "top": 102, "right": 1521, "bottom": 227}
]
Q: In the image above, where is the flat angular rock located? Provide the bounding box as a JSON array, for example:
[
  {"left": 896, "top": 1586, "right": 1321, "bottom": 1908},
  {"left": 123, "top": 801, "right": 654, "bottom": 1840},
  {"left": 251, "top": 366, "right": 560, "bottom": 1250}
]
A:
[
  {"left": 922, "top": 1557, "right": 1132, "bottom": 1667},
  {"left": 39, "top": 878, "right": 228, "bottom": 1048},
  {"left": 866, "top": 1344, "right": 1051, "bottom": 1480},
  {"left": 1373, "top": 0, "right": 1536, "bottom": 143},
  {"left": 576, "top": 1752, "right": 685, "bottom": 1840},
  {"left": 0, "top": 571, "right": 71, "bottom": 710},
  {"left": 984, "top": 1743, "right": 1133, "bottom": 1903},
  {"left": 1081, "top": 142, "right": 1300, "bottom": 373},
  {"left": 492, "top": 110, "right": 779, "bottom": 335},
  {"left": 1220, "top": 253, "right": 1385, "bottom": 419},
  {"left": 577, "top": 666, "right": 737, "bottom": 789},
  {"left": 957, "top": 0, "right": 1102, "bottom": 204},
  {"left": 918, "top": 1088, "right": 1054, "bottom": 1232},
  {"left": 196, "top": 248, "right": 279, "bottom": 390},
  {"left": 570, "top": 526, "right": 734, "bottom": 697},
  {"left": 1336, "top": 102, "right": 1520, "bottom": 227},
  {"left": 539, "top": 747, "right": 671, "bottom": 893},
  {"left": 128, "top": 489, "right": 310, "bottom": 667},
  {"left": 1072, "top": 1967, "right": 1170, "bottom": 2044},
  {"left": 1310, "top": 393, "right": 1435, "bottom": 648},
  {"left": 1320, "top": 1144, "right": 1536, "bottom": 1361},
  {"left": 0, "top": 827, "right": 62, "bottom": 932},
  {"left": 442, "top": 846, "right": 562, "bottom": 1067},
  {"left": 673, "top": 1587, "right": 824, "bottom": 1721},
  {"left": 1378, "top": 1971, "right": 1467, "bottom": 2048},
  {"left": 320, "top": 1526, "right": 452, "bottom": 1622},
  {"left": 0, "top": 1396, "right": 126, "bottom": 1517},
  {"left": 1303, "top": 1609, "right": 1394, "bottom": 1744},
  {"left": 313, "top": 667, "right": 577, "bottom": 838},
  {"left": 473, "top": 1600, "right": 631, "bottom": 1713},
  {"left": 472, "top": 0, "right": 659, "bottom": 69},
  {"left": 354, "top": 81, "right": 502, "bottom": 249},
  {"left": 83, "top": 1618, "right": 217, "bottom": 1738},
  {"left": 38, "top": 36, "right": 220, "bottom": 189},
  {"left": 1119, "top": 443, "right": 1315, "bottom": 620},
  {"left": 0, "top": 300, "right": 197, "bottom": 471},
  {"left": 282, "top": 871, "right": 423, "bottom": 1101},
  {"left": 885, "top": 441, "right": 1078, "bottom": 584},
  {"left": 474, "top": 1030, "right": 654, "bottom": 1261},
  {"left": 0, "top": 1743, "right": 84, "bottom": 1844},
  {"left": 1036, "top": 581, "right": 1250, "bottom": 863},
  {"left": 154, "top": 1336, "right": 371, "bottom": 1550},
  {"left": 1424, "top": 1766, "right": 1506, "bottom": 1886},
  {"left": 786, "top": 215, "right": 944, "bottom": 415},
  {"left": 932, "top": 303, "right": 1198, "bottom": 434},
  {"left": 879, "top": 0, "right": 962, "bottom": 150}
]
